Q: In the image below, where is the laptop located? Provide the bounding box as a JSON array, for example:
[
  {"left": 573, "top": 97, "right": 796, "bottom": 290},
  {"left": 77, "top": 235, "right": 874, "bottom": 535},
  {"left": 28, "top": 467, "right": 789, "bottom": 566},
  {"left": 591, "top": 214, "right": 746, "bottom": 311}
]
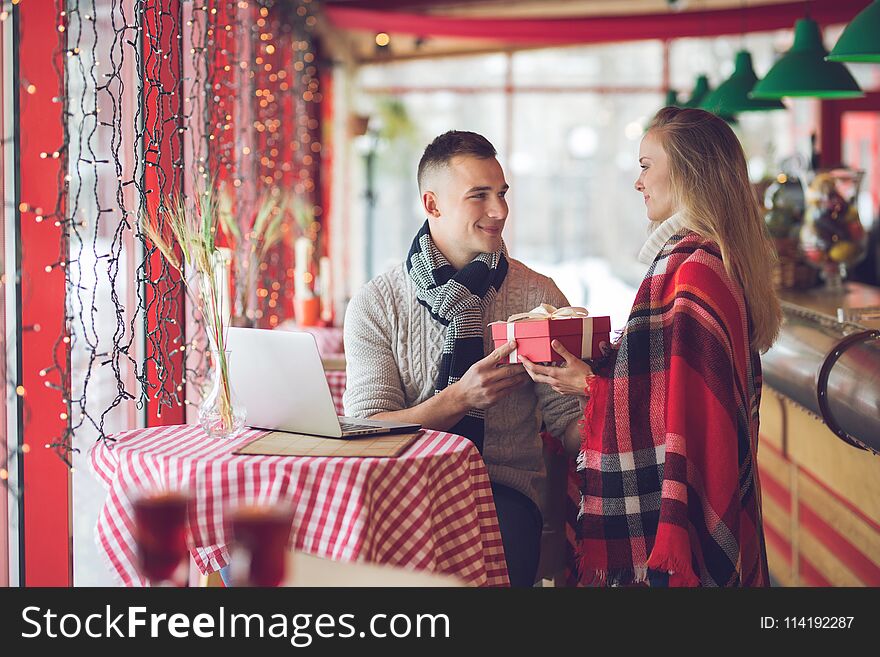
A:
[{"left": 227, "top": 327, "right": 420, "bottom": 439}]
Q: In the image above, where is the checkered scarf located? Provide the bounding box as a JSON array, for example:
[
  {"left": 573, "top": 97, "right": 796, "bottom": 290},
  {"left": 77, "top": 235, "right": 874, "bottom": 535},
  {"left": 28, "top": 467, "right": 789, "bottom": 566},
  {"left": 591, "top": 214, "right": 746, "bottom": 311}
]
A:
[
  {"left": 406, "top": 220, "right": 508, "bottom": 453},
  {"left": 577, "top": 230, "right": 769, "bottom": 587}
]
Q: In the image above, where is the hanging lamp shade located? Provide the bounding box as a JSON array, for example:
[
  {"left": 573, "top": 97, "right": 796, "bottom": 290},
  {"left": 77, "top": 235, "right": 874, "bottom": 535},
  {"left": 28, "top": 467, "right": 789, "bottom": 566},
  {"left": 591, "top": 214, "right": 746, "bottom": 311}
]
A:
[
  {"left": 665, "top": 89, "right": 680, "bottom": 107},
  {"left": 827, "top": 0, "right": 880, "bottom": 63},
  {"left": 683, "top": 75, "right": 738, "bottom": 123},
  {"left": 683, "top": 75, "right": 711, "bottom": 108},
  {"left": 700, "top": 51, "right": 786, "bottom": 114},
  {"left": 750, "top": 18, "right": 863, "bottom": 99}
]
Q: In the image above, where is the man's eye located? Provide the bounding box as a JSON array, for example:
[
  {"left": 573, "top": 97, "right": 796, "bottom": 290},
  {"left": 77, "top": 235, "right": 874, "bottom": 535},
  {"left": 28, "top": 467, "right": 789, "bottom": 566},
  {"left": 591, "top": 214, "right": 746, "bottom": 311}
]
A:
[
  {"left": 471, "top": 193, "right": 487, "bottom": 199},
  {"left": 499, "top": 192, "right": 507, "bottom": 198}
]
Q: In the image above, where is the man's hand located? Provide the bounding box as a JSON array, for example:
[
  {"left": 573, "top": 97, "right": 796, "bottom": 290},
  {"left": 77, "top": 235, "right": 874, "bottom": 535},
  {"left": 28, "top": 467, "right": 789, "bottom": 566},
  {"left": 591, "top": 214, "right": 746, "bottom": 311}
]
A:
[
  {"left": 519, "top": 340, "right": 594, "bottom": 396},
  {"left": 450, "top": 340, "right": 531, "bottom": 411}
]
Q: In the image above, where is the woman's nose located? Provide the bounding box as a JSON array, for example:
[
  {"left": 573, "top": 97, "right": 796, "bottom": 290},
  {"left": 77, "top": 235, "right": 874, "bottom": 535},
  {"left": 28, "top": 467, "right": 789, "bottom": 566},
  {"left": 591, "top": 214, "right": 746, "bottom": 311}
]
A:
[{"left": 634, "top": 177, "right": 643, "bottom": 192}]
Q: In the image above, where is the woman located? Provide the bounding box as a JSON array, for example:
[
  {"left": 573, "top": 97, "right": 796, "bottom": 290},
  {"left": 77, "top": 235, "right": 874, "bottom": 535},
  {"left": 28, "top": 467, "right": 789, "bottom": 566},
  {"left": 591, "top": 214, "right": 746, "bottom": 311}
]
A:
[{"left": 520, "top": 107, "right": 781, "bottom": 587}]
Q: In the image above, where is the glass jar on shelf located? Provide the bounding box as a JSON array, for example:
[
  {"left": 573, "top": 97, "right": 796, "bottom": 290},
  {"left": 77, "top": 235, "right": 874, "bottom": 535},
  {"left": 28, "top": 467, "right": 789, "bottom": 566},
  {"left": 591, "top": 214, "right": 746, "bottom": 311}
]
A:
[
  {"left": 799, "top": 168, "right": 866, "bottom": 292},
  {"left": 763, "top": 169, "right": 814, "bottom": 289},
  {"left": 764, "top": 171, "right": 806, "bottom": 242}
]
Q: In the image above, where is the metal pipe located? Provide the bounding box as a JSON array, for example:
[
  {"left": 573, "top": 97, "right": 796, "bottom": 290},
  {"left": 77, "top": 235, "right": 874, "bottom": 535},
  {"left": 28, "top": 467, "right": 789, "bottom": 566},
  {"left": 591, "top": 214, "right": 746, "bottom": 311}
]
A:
[{"left": 761, "top": 304, "right": 880, "bottom": 453}]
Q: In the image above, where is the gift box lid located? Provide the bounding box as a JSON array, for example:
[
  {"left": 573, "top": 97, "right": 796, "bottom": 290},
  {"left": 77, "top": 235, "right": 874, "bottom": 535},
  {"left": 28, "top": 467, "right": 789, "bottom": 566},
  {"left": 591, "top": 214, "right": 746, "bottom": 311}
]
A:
[{"left": 490, "top": 315, "right": 611, "bottom": 339}]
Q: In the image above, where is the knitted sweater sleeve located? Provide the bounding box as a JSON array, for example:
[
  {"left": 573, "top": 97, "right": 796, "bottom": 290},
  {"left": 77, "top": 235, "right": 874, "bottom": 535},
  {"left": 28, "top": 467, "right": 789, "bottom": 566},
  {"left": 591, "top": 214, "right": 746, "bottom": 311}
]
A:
[{"left": 342, "top": 281, "right": 407, "bottom": 418}]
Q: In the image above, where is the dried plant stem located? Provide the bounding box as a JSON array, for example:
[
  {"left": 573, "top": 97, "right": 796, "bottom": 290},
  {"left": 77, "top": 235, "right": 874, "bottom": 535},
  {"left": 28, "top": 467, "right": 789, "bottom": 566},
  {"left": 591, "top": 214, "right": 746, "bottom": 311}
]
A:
[
  {"left": 141, "top": 184, "right": 237, "bottom": 432},
  {"left": 198, "top": 270, "right": 234, "bottom": 431}
]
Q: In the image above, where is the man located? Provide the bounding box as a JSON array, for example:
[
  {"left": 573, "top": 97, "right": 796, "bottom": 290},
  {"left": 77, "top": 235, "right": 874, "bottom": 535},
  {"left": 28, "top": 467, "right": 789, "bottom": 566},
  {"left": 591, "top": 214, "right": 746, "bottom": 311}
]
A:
[{"left": 344, "top": 131, "right": 583, "bottom": 586}]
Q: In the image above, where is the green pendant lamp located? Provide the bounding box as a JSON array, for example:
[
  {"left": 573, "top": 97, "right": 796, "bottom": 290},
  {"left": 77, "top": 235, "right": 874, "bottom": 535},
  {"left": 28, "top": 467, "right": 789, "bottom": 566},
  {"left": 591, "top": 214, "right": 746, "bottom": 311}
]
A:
[
  {"left": 750, "top": 18, "right": 863, "bottom": 99},
  {"left": 700, "top": 51, "right": 786, "bottom": 114},
  {"left": 827, "top": 0, "right": 880, "bottom": 63},
  {"left": 665, "top": 89, "right": 681, "bottom": 107},
  {"left": 683, "top": 75, "right": 711, "bottom": 107},
  {"left": 683, "top": 75, "right": 738, "bottom": 123}
]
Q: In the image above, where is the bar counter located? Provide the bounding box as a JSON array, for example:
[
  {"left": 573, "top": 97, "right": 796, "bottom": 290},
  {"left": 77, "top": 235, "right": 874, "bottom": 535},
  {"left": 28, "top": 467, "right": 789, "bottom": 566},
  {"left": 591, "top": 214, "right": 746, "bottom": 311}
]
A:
[{"left": 758, "top": 282, "right": 880, "bottom": 587}]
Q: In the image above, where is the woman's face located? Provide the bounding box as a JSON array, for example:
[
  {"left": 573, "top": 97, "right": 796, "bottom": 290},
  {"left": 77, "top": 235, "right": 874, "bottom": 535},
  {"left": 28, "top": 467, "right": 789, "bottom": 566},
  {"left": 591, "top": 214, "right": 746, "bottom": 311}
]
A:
[{"left": 635, "top": 131, "right": 676, "bottom": 222}]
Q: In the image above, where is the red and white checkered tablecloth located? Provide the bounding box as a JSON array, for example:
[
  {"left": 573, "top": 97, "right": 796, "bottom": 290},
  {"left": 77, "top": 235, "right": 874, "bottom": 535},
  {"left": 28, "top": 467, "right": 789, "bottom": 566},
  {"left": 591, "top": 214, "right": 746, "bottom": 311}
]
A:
[
  {"left": 89, "top": 425, "right": 509, "bottom": 587},
  {"left": 275, "top": 322, "right": 344, "bottom": 358},
  {"left": 325, "top": 370, "right": 346, "bottom": 416}
]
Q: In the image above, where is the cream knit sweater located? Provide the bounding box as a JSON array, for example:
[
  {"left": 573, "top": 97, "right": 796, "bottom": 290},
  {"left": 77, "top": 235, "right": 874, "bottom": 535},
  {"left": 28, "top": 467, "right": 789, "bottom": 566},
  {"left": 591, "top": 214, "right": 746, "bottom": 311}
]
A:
[{"left": 343, "top": 258, "right": 582, "bottom": 514}]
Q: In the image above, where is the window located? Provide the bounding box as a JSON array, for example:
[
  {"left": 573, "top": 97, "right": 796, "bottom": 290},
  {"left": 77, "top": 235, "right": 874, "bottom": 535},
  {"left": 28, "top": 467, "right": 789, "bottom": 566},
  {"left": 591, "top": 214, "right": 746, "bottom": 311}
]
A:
[
  {"left": 345, "top": 32, "right": 841, "bottom": 325},
  {"left": 65, "top": 0, "right": 143, "bottom": 586}
]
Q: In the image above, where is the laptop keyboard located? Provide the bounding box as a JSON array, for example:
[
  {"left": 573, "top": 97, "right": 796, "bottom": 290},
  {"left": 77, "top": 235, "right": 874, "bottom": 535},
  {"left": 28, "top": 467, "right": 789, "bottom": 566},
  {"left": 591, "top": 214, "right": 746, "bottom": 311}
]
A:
[{"left": 339, "top": 421, "right": 378, "bottom": 433}]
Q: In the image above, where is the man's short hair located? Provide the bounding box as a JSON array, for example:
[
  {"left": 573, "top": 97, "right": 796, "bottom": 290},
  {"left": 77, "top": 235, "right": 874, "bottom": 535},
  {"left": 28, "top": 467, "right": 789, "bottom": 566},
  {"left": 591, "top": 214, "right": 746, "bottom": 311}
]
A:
[{"left": 417, "top": 130, "right": 497, "bottom": 191}]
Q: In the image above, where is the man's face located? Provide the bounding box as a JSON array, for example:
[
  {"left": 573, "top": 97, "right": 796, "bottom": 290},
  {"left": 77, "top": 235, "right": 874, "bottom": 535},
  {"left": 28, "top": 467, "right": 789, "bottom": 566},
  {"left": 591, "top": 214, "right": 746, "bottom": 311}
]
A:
[{"left": 424, "top": 155, "right": 509, "bottom": 267}]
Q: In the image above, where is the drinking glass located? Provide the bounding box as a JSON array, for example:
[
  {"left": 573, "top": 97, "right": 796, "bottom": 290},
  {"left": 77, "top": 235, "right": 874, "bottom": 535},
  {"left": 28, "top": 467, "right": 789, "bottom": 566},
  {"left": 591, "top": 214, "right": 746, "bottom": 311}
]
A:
[
  {"left": 229, "top": 504, "right": 295, "bottom": 587},
  {"left": 132, "top": 491, "right": 191, "bottom": 586}
]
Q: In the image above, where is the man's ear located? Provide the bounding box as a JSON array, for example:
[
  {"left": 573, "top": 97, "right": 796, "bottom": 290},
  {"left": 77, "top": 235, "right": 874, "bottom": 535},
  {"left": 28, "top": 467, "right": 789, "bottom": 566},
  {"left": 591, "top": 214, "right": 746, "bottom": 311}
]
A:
[{"left": 422, "top": 190, "right": 441, "bottom": 218}]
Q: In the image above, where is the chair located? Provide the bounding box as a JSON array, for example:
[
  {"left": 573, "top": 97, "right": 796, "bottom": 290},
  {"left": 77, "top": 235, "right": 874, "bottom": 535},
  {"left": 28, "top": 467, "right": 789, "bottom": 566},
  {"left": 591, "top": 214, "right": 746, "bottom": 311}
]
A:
[{"left": 535, "top": 435, "right": 574, "bottom": 586}]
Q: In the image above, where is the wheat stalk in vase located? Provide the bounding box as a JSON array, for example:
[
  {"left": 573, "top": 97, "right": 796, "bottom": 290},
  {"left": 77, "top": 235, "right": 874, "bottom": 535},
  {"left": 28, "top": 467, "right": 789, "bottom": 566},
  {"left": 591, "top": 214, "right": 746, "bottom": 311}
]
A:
[
  {"left": 141, "top": 186, "right": 238, "bottom": 434},
  {"left": 217, "top": 189, "right": 286, "bottom": 325}
]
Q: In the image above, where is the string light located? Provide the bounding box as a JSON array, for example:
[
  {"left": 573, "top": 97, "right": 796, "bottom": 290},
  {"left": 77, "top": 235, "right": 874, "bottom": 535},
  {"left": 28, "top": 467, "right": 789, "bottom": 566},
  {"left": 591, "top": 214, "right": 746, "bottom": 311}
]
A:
[{"left": 4, "top": 0, "right": 328, "bottom": 482}]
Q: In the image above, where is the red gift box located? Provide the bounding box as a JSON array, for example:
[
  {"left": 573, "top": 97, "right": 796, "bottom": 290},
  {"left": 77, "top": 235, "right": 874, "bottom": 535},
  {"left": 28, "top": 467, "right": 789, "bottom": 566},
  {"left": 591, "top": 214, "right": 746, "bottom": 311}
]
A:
[{"left": 490, "top": 307, "right": 611, "bottom": 364}]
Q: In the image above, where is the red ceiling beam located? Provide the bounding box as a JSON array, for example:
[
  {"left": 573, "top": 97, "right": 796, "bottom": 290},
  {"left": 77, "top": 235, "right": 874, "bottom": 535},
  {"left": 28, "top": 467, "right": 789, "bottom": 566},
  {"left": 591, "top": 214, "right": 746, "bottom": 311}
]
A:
[{"left": 325, "top": 0, "right": 871, "bottom": 44}]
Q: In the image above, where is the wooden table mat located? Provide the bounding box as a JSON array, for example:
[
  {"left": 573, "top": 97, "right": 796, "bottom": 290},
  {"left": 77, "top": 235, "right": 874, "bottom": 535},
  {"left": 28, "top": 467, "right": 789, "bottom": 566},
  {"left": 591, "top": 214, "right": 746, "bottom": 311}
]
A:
[
  {"left": 321, "top": 355, "right": 346, "bottom": 371},
  {"left": 235, "top": 430, "right": 423, "bottom": 458}
]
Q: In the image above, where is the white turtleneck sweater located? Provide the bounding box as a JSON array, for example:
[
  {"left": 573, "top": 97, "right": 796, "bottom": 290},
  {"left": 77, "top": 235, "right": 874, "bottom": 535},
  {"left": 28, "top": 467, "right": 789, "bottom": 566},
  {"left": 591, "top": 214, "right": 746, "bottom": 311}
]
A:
[{"left": 637, "top": 212, "right": 688, "bottom": 265}]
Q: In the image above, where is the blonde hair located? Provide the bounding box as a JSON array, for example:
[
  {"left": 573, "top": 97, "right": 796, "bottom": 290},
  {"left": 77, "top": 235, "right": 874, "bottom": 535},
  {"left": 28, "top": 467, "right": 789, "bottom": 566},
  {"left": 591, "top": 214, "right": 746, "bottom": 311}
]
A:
[{"left": 647, "top": 106, "right": 781, "bottom": 353}]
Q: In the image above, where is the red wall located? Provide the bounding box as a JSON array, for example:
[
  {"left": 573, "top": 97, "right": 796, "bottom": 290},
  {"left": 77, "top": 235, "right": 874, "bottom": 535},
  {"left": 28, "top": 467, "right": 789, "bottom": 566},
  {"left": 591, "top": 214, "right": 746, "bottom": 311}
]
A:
[{"left": 18, "top": 0, "right": 72, "bottom": 587}]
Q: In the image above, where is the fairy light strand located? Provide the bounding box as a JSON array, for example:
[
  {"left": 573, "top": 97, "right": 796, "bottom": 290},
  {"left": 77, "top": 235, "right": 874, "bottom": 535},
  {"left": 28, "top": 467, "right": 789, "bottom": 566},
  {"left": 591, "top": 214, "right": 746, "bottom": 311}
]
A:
[{"left": 12, "top": 0, "right": 325, "bottom": 473}]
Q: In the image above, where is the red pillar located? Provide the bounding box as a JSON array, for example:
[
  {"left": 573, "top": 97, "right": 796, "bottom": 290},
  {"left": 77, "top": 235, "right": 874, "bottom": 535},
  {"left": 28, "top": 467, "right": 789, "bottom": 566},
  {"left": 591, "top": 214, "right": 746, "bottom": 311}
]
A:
[
  {"left": 820, "top": 92, "right": 880, "bottom": 168},
  {"left": 143, "top": 0, "right": 186, "bottom": 427},
  {"left": 16, "top": 0, "right": 71, "bottom": 586}
]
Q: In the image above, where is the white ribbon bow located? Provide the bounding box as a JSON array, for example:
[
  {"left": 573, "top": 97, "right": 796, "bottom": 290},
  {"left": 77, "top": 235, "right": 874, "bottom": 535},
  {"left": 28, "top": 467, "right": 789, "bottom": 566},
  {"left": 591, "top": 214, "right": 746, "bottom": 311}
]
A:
[
  {"left": 505, "top": 303, "right": 590, "bottom": 323},
  {"left": 497, "top": 304, "right": 593, "bottom": 363}
]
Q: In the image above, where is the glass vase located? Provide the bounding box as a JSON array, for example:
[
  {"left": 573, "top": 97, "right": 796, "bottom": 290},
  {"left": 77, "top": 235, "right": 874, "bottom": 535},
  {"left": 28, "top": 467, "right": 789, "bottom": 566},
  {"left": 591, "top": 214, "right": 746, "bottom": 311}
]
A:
[
  {"left": 198, "top": 349, "right": 246, "bottom": 439},
  {"left": 799, "top": 168, "right": 866, "bottom": 292}
]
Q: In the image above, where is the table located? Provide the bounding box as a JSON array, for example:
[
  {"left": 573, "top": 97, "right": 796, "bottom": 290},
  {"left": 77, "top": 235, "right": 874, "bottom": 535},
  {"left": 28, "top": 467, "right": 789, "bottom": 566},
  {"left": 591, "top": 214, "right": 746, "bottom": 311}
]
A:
[
  {"left": 325, "top": 370, "right": 346, "bottom": 416},
  {"left": 286, "top": 551, "right": 465, "bottom": 587},
  {"left": 275, "top": 321, "right": 345, "bottom": 357},
  {"left": 90, "top": 425, "right": 509, "bottom": 587}
]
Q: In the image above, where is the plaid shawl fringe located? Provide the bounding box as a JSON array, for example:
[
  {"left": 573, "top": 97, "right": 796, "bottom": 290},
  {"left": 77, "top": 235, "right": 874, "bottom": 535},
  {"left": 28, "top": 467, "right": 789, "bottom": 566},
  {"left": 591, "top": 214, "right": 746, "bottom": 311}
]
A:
[{"left": 575, "top": 230, "right": 769, "bottom": 588}]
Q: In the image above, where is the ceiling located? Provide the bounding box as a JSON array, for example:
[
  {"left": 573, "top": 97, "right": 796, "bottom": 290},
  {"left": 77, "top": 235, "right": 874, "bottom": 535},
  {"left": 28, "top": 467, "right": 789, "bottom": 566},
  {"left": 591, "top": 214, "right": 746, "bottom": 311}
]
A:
[
  {"left": 322, "top": 0, "right": 802, "bottom": 20},
  {"left": 317, "top": 0, "right": 808, "bottom": 62}
]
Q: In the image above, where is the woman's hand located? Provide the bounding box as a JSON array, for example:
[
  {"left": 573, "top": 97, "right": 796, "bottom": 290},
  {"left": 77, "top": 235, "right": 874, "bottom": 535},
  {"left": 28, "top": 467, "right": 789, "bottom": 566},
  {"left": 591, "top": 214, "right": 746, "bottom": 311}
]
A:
[{"left": 518, "top": 339, "right": 594, "bottom": 396}]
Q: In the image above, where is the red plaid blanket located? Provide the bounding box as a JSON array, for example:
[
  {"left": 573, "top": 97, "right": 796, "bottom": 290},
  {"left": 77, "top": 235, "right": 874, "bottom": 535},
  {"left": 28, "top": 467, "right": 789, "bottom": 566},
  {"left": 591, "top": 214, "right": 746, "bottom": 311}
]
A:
[{"left": 578, "top": 231, "right": 769, "bottom": 587}]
